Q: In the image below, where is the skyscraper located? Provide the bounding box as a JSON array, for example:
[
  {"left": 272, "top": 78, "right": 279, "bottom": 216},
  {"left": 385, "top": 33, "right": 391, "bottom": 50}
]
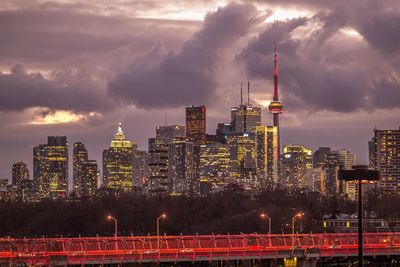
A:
[
  {"left": 156, "top": 125, "right": 185, "bottom": 139},
  {"left": 369, "top": 127, "right": 400, "bottom": 195},
  {"left": 226, "top": 131, "right": 257, "bottom": 189},
  {"left": 148, "top": 137, "right": 170, "bottom": 194},
  {"left": 199, "top": 141, "right": 233, "bottom": 195},
  {"left": 33, "top": 136, "right": 68, "bottom": 199},
  {"left": 255, "top": 126, "right": 278, "bottom": 189},
  {"left": 73, "top": 142, "right": 98, "bottom": 197},
  {"left": 281, "top": 145, "right": 312, "bottom": 189},
  {"left": 132, "top": 150, "right": 150, "bottom": 193},
  {"left": 230, "top": 83, "right": 261, "bottom": 133},
  {"left": 73, "top": 142, "right": 88, "bottom": 195},
  {"left": 12, "top": 161, "right": 30, "bottom": 200},
  {"left": 12, "top": 161, "right": 29, "bottom": 187},
  {"left": 103, "top": 123, "right": 134, "bottom": 192},
  {"left": 186, "top": 105, "right": 206, "bottom": 146},
  {"left": 268, "top": 46, "right": 284, "bottom": 178},
  {"left": 168, "top": 137, "right": 194, "bottom": 195}
]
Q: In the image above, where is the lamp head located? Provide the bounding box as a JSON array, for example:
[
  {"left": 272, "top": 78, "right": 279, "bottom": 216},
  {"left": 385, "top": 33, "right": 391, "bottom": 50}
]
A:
[
  {"left": 107, "top": 215, "right": 112, "bottom": 220},
  {"left": 161, "top": 212, "right": 167, "bottom": 219},
  {"left": 260, "top": 213, "right": 267, "bottom": 219}
]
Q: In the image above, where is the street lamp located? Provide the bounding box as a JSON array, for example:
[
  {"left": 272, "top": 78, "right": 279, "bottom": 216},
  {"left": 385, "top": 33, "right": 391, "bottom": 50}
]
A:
[
  {"left": 338, "top": 165, "right": 380, "bottom": 267},
  {"left": 156, "top": 212, "right": 167, "bottom": 249},
  {"left": 260, "top": 213, "right": 272, "bottom": 235},
  {"left": 291, "top": 212, "right": 303, "bottom": 247},
  {"left": 107, "top": 215, "right": 118, "bottom": 237}
]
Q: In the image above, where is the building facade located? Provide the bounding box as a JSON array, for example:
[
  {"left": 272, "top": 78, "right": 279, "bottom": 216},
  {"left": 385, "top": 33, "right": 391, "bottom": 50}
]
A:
[
  {"left": 369, "top": 128, "right": 400, "bottom": 195},
  {"left": 103, "top": 124, "right": 134, "bottom": 192},
  {"left": 281, "top": 145, "right": 312, "bottom": 190},
  {"left": 255, "top": 126, "right": 278, "bottom": 189},
  {"left": 33, "top": 136, "right": 68, "bottom": 199}
]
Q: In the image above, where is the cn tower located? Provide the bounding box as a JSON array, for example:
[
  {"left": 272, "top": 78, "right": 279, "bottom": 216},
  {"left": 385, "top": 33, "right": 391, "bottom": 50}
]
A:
[{"left": 268, "top": 45, "right": 284, "bottom": 176}]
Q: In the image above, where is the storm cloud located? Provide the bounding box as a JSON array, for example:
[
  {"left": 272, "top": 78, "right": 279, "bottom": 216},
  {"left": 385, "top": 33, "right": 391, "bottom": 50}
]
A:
[{"left": 107, "top": 3, "right": 262, "bottom": 109}]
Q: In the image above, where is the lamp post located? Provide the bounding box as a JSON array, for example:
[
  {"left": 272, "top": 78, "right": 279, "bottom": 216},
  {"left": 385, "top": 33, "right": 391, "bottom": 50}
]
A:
[
  {"left": 260, "top": 213, "right": 271, "bottom": 235},
  {"left": 156, "top": 212, "right": 167, "bottom": 249},
  {"left": 338, "top": 165, "right": 380, "bottom": 267},
  {"left": 107, "top": 215, "right": 118, "bottom": 237},
  {"left": 291, "top": 213, "right": 302, "bottom": 247}
]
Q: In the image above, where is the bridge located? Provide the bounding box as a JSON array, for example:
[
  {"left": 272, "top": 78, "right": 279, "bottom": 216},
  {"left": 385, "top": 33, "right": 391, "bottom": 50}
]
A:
[{"left": 1, "top": 232, "right": 400, "bottom": 266}]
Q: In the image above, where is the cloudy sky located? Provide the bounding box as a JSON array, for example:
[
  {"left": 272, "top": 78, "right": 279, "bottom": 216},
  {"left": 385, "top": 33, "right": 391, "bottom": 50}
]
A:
[{"left": 1, "top": 0, "right": 400, "bottom": 180}]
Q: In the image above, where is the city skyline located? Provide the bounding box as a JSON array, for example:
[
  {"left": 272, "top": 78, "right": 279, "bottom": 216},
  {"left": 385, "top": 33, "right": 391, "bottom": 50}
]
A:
[{"left": 1, "top": 0, "right": 400, "bottom": 180}]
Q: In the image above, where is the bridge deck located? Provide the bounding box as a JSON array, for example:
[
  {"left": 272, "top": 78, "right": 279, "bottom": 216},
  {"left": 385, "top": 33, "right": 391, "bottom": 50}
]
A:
[{"left": 1, "top": 233, "right": 399, "bottom": 265}]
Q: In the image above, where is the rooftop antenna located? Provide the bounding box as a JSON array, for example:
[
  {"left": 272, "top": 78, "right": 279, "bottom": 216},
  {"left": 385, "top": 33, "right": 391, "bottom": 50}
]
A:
[
  {"left": 247, "top": 81, "right": 250, "bottom": 105},
  {"left": 240, "top": 83, "right": 243, "bottom": 105}
]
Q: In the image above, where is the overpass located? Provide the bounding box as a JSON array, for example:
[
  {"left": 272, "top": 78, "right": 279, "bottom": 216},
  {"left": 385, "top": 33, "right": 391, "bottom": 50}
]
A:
[{"left": 1, "top": 232, "right": 400, "bottom": 266}]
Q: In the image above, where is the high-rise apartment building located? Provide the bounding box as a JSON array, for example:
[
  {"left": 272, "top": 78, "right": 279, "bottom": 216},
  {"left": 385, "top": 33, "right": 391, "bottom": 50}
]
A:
[
  {"left": 168, "top": 137, "right": 194, "bottom": 195},
  {"left": 281, "top": 145, "right": 312, "bottom": 189},
  {"left": 255, "top": 126, "right": 278, "bottom": 189},
  {"left": 369, "top": 128, "right": 400, "bottom": 195},
  {"left": 12, "top": 161, "right": 29, "bottom": 187},
  {"left": 73, "top": 142, "right": 88, "bottom": 195},
  {"left": 103, "top": 124, "right": 134, "bottom": 191},
  {"left": 148, "top": 137, "right": 170, "bottom": 194},
  {"left": 33, "top": 136, "right": 68, "bottom": 199}
]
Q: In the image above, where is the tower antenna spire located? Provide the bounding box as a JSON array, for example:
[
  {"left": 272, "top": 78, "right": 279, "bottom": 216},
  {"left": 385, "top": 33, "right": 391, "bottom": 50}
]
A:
[
  {"left": 240, "top": 83, "right": 243, "bottom": 105},
  {"left": 248, "top": 81, "right": 250, "bottom": 105},
  {"left": 273, "top": 43, "right": 278, "bottom": 101}
]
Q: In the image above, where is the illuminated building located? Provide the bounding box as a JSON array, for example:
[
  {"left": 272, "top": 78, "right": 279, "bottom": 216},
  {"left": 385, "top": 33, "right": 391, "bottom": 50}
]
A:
[
  {"left": 168, "top": 137, "right": 194, "bottom": 195},
  {"left": 199, "top": 141, "right": 232, "bottom": 195},
  {"left": 268, "top": 46, "right": 284, "bottom": 179},
  {"left": 148, "top": 137, "right": 170, "bottom": 194},
  {"left": 312, "top": 147, "right": 356, "bottom": 197},
  {"left": 102, "top": 123, "right": 134, "bottom": 192},
  {"left": 306, "top": 167, "right": 325, "bottom": 194},
  {"left": 132, "top": 150, "right": 150, "bottom": 194},
  {"left": 186, "top": 105, "right": 206, "bottom": 146},
  {"left": 73, "top": 142, "right": 98, "bottom": 197},
  {"left": 12, "top": 161, "right": 29, "bottom": 187},
  {"left": 156, "top": 125, "right": 185, "bottom": 139},
  {"left": 216, "top": 123, "right": 231, "bottom": 143},
  {"left": 33, "top": 136, "right": 68, "bottom": 199},
  {"left": 255, "top": 126, "right": 278, "bottom": 189},
  {"left": 230, "top": 83, "right": 261, "bottom": 133},
  {"left": 281, "top": 145, "right": 312, "bottom": 189},
  {"left": 12, "top": 161, "right": 30, "bottom": 200},
  {"left": 226, "top": 131, "right": 257, "bottom": 189},
  {"left": 369, "top": 127, "right": 400, "bottom": 195},
  {"left": 186, "top": 105, "right": 206, "bottom": 195}
]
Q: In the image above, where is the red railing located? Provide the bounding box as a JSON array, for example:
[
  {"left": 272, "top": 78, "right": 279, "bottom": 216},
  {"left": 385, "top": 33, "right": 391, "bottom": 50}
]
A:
[{"left": 1, "top": 233, "right": 400, "bottom": 265}]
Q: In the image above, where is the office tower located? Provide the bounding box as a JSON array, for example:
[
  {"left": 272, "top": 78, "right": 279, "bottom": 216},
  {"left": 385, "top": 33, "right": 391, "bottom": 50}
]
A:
[
  {"left": 33, "top": 136, "right": 68, "bottom": 199},
  {"left": 324, "top": 151, "right": 341, "bottom": 197},
  {"left": 80, "top": 160, "right": 98, "bottom": 196},
  {"left": 313, "top": 147, "right": 331, "bottom": 168},
  {"left": 186, "top": 105, "right": 206, "bottom": 146},
  {"left": 132, "top": 150, "right": 150, "bottom": 193},
  {"left": 0, "top": 179, "right": 9, "bottom": 201},
  {"left": 230, "top": 83, "right": 261, "bottom": 133},
  {"left": 148, "top": 137, "right": 170, "bottom": 194},
  {"left": 156, "top": 125, "right": 185, "bottom": 139},
  {"left": 73, "top": 142, "right": 88, "bottom": 195},
  {"left": 268, "top": 46, "right": 284, "bottom": 178},
  {"left": 168, "top": 137, "right": 194, "bottom": 195},
  {"left": 281, "top": 145, "right": 312, "bottom": 189},
  {"left": 103, "top": 123, "right": 134, "bottom": 191},
  {"left": 73, "top": 142, "right": 98, "bottom": 197},
  {"left": 186, "top": 105, "right": 206, "bottom": 195},
  {"left": 199, "top": 141, "right": 233, "bottom": 195},
  {"left": 255, "top": 126, "right": 278, "bottom": 189},
  {"left": 226, "top": 131, "right": 257, "bottom": 188},
  {"left": 369, "top": 127, "right": 400, "bottom": 195}
]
